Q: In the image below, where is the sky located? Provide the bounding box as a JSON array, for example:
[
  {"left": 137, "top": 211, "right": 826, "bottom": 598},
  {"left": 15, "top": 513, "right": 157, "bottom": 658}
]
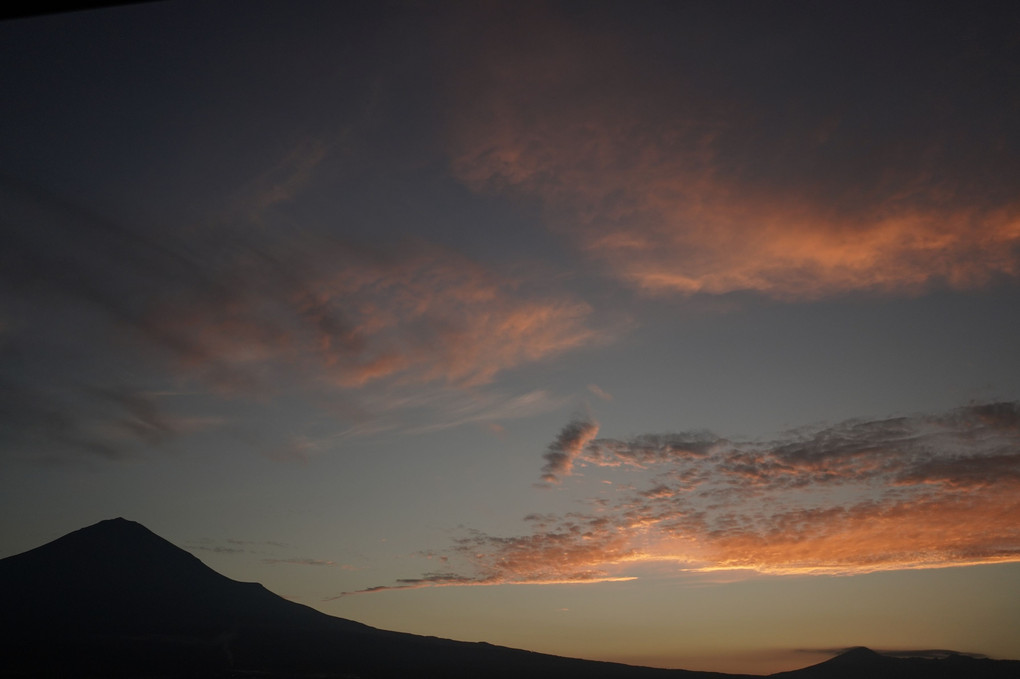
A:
[{"left": 1, "top": 0, "right": 1019, "bottom": 674}]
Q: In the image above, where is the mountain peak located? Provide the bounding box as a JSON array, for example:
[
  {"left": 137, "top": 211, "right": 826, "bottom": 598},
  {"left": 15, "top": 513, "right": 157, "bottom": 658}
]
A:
[
  {"left": 21, "top": 516, "right": 198, "bottom": 569},
  {"left": 5, "top": 521, "right": 1018, "bottom": 679},
  {"left": 769, "top": 646, "right": 893, "bottom": 678},
  {"left": 811, "top": 646, "right": 890, "bottom": 671},
  {"left": 0, "top": 517, "right": 349, "bottom": 641},
  {"left": 96, "top": 515, "right": 140, "bottom": 527},
  {"left": 83, "top": 515, "right": 159, "bottom": 534},
  {"left": 835, "top": 647, "right": 882, "bottom": 660},
  {"left": 75, "top": 516, "right": 160, "bottom": 541}
]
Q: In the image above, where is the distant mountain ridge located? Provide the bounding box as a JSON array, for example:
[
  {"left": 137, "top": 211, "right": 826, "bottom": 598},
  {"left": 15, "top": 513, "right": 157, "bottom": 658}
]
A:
[
  {"left": 771, "top": 645, "right": 1018, "bottom": 679},
  {"left": 2, "top": 519, "right": 1016, "bottom": 678}
]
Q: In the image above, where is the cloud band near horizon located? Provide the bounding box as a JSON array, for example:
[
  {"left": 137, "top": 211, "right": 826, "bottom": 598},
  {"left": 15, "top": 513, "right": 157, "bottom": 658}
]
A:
[{"left": 348, "top": 401, "right": 1020, "bottom": 594}]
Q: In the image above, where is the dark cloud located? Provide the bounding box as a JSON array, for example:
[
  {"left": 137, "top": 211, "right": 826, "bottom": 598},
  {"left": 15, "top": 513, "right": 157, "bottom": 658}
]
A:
[
  {"left": 587, "top": 432, "right": 719, "bottom": 469},
  {"left": 540, "top": 417, "right": 599, "bottom": 483},
  {"left": 0, "top": 377, "right": 202, "bottom": 464}
]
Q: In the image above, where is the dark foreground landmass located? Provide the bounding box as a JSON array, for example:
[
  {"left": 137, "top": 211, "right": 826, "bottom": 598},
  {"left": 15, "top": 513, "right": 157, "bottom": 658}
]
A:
[{"left": 1, "top": 518, "right": 1016, "bottom": 679}]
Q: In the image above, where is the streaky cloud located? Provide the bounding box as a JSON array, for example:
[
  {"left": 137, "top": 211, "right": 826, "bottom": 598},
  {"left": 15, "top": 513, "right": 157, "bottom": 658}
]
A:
[
  {"left": 359, "top": 402, "right": 1020, "bottom": 591},
  {"left": 444, "top": 3, "right": 1020, "bottom": 300},
  {"left": 0, "top": 173, "right": 599, "bottom": 464},
  {"left": 540, "top": 417, "right": 599, "bottom": 484},
  {"left": 262, "top": 558, "right": 340, "bottom": 567}
]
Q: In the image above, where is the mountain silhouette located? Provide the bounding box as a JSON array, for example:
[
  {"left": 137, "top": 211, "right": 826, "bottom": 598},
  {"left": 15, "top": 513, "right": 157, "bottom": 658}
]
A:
[
  {"left": 2, "top": 519, "right": 1017, "bottom": 679},
  {"left": 770, "top": 645, "right": 1020, "bottom": 679},
  {"left": 2, "top": 517, "right": 366, "bottom": 637},
  {"left": 0, "top": 519, "right": 734, "bottom": 678}
]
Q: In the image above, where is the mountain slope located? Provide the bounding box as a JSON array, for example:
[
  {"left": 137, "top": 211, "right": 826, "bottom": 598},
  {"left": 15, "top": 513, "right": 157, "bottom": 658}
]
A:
[
  {"left": 1, "top": 517, "right": 365, "bottom": 636},
  {"left": 0, "top": 518, "right": 733, "bottom": 679},
  {"left": 2, "top": 519, "right": 1017, "bottom": 678}
]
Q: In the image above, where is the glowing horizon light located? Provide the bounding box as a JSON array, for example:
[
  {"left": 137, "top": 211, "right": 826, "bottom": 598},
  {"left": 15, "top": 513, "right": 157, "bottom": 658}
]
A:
[{"left": 358, "top": 402, "right": 1020, "bottom": 592}]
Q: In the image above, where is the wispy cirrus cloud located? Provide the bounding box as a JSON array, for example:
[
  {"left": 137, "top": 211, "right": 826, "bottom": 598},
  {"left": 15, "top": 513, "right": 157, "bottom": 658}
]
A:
[
  {"left": 139, "top": 234, "right": 596, "bottom": 392},
  {"left": 262, "top": 558, "right": 348, "bottom": 567},
  {"left": 0, "top": 380, "right": 225, "bottom": 465},
  {"left": 403, "top": 388, "right": 570, "bottom": 434},
  {"left": 444, "top": 4, "right": 1020, "bottom": 300},
  {"left": 184, "top": 537, "right": 290, "bottom": 555},
  {"left": 186, "top": 539, "right": 355, "bottom": 570},
  {"left": 284, "top": 239, "right": 596, "bottom": 388},
  {"left": 357, "top": 402, "right": 1020, "bottom": 591},
  {"left": 0, "top": 169, "right": 598, "bottom": 464},
  {"left": 332, "top": 516, "right": 639, "bottom": 597}
]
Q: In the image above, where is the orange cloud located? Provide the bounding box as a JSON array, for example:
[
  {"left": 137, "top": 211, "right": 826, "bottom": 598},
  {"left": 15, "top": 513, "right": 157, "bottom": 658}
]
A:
[
  {"left": 588, "top": 203, "right": 1020, "bottom": 300},
  {"left": 144, "top": 236, "right": 596, "bottom": 391},
  {"left": 362, "top": 402, "right": 1020, "bottom": 590},
  {"left": 307, "top": 242, "right": 597, "bottom": 387},
  {"left": 334, "top": 513, "right": 641, "bottom": 597},
  {"left": 333, "top": 573, "right": 636, "bottom": 598},
  {"left": 700, "top": 488, "right": 1020, "bottom": 575},
  {"left": 443, "top": 6, "right": 1020, "bottom": 300}
]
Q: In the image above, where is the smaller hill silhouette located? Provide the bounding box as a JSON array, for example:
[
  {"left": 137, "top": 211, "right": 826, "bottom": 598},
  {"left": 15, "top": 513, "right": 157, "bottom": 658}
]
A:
[
  {"left": 2, "top": 519, "right": 1018, "bottom": 679},
  {"left": 770, "top": 645, "right": 1018, "bottom": 679}
]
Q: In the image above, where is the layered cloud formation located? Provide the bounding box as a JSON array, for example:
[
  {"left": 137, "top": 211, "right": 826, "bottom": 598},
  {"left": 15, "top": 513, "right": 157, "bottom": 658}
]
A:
[
  {"left": 147, "top": 235, "right": 594, "bottom": 390},
  {"left": 353, "top": 402, "right": 1020, "bottom": 592},
  {"left": 0, "top": 176, "right": 596, "bottom": 463},
  {"left": 445, "top": 4, "right": 1020, "bottom": 299},
  {"left": 7, "top": 3, "right": 1018, "bottom": 468}
]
